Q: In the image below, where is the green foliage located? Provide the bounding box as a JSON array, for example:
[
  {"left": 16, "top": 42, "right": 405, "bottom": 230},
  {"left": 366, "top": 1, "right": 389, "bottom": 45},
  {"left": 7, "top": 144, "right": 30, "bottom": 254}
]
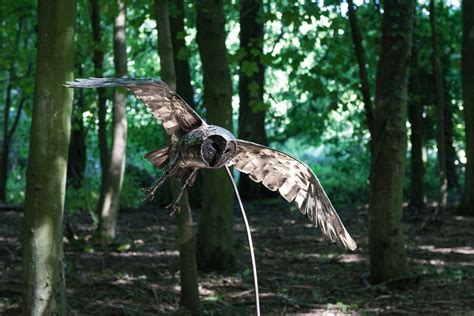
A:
[
  {"left": 65, "top": 176, "right": 100, "bottom": 221},
  {"left": 0, "top": 0, "right": 465, "bottom": 215}
]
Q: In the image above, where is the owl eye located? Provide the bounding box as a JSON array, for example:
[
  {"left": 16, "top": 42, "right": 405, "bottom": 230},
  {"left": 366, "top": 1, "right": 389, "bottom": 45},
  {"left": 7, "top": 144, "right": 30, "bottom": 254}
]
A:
[{"left": 211, "top": 142, "right": 220, "bottom": 152}]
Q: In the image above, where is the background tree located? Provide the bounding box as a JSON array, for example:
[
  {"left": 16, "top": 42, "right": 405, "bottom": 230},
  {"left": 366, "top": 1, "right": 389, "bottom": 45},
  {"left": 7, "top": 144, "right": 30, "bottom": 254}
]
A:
[
  {"left": 408, "top": 28, "right": 426, "bottom": 209},
  {"left": 0, "top": 19, "right": 29, "bottom": 203},
  {"left": 238, "top": 0, "right": 270, "bottom": 200},
  {"left": 97, "top": 0, "right": 128, "bottom": 242},
  {"left": 196, "top": 0, "right": 235, "bottom": 271},
  {"left": 369, "top": 0, "right": 414, "bottom": 284},
  {"left": 170, "top": 0, "right": 195, "bottom": 110},
  {"left": 430, "top": 0, "right": 448, "bottom": 217},
  {"left": 459, "top": 0, "right": 474, "bottom": 215},
  {"left": 21, "top": 0, "right": 76, "bottom": 314},
  {"left": 346, "top": 0, "right": 374, "bottom": 137},
  {"left": 155, "top": 0, "right": 200, "bottom": 310},
  {"left": 90, "top": 0, "right": 110, "bottom": 189},
  {"left": 67, "top": 63, "right": 87, "bottom": 189}
]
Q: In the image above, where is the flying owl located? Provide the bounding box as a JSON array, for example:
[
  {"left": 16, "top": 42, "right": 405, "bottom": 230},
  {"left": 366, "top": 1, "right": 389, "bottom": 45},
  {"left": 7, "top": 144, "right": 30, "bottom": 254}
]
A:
[{"left": 66, "top": 78, "right": 357, "bottom": 251}]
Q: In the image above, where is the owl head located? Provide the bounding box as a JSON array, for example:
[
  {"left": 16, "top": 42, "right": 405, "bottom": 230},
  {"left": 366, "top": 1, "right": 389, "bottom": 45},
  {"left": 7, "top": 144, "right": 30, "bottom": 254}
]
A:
[{"left": 201, "top": 125, "right": 236, "bottom": 168}]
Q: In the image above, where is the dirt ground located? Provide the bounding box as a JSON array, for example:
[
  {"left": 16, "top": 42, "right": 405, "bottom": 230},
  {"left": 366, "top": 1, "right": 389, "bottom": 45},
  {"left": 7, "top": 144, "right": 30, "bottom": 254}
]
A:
[{"left": 1, "top": 199, "right": 473, "bottom": 315}]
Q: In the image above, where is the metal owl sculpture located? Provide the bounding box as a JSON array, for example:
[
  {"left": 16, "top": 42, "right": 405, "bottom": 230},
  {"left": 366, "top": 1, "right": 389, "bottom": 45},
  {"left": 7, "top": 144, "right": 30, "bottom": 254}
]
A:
[{"left": 66, "top": 78, "right": 357, "bottom": 251}]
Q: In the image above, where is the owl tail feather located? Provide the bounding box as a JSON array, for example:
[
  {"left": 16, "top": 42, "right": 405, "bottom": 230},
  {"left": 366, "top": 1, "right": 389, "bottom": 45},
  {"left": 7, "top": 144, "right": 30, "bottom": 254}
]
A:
[{"left": 145, "top": 147, "right": 170, "bottom": 169}]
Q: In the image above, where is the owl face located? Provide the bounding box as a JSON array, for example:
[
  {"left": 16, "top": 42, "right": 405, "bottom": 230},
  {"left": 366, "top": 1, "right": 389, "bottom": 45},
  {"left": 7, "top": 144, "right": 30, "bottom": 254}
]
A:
[{"left": 201, "top": 126, "right": 236, "bottom": 168}]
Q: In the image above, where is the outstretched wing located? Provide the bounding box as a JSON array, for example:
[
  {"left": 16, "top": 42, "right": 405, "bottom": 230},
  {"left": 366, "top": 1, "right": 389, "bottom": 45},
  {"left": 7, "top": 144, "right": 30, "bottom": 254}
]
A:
[
  {"left": 228, "top": 139, "right": 357, "bottom": 251},
  {"left": 65, "top": 78, "right": 205, "bottom": 142}
]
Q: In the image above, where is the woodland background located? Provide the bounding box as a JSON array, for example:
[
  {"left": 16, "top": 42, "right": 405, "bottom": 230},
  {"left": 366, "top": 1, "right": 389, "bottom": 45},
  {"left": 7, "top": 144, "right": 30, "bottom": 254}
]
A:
[{"left": 0, "top": 0, "right": 473, "bottom": 314}]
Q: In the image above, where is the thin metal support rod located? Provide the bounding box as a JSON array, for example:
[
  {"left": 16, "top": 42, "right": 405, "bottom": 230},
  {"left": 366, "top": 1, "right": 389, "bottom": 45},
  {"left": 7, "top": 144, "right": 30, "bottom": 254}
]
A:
[{"left": 224, "top": 166, "right": 260, "bottom": 316}]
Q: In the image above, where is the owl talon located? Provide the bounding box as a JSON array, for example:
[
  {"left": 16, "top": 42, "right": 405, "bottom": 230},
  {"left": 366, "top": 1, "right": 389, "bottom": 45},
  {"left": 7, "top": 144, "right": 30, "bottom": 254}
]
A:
[
  {"left": 142, "top": 173, "right": 171, "bottom": 201},
  {"left": 166, "top": 203, "right": 181, "bottom": 216},
  {"left": 142, "top": 187, "right": 156, "bottom": 201}
]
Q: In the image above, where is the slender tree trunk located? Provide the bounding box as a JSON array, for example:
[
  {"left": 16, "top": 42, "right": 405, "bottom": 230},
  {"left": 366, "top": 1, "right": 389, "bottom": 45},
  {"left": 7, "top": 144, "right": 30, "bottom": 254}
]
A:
[
  {"left": 429, "top": 0, "right": 448, "bottom": 217},
  {"left": 196, "top": 0, "right": 235, "bottom": 271},
  {"left": 21, "top": 0, "right": 76, "bottom": 314},
  {"left": 347, "top": 0, "right": 375, "bottom": 137},
  {"left": 0, "top": 20, "right": 23, "bottom": 202},
  {"left": 238, "top": 0, "right": 272, "bottom": 200},
  {"left": 0, "top": 85, "right": 25, "bottom": 203},
  {"left": 169, "top": 0, "right": 202, "bottom": 208},
  {"left": 97, "top": 0, "right": 128, "bottom": 242},
  {"left": 156, "top": 0, "right": 200, "bottom": 310},
  {"left": 0, "top": 68, "right": 12, "bottom": 203},
  {"left": 441, "top": 35, "right": 459, "bottom": 191},
  {"left": 90, "top": 0, "right": 109, "bottom": 182},
  {"left": 67, "top": 63, "right": 87, "bottom": 189},
  {"left": 369, "top": 0, "right": 413, "bottom": 284},
  {"left": 408, "top": 38, "right": 426, "bottom": 208},
  {"left": 459, "top": 0, "right": 474, "bottom": 215},
  {"left": 444, "top": 91, "right": 458, "bottom": 191},
  {"left": 170, "top": 0, "right": 194, "bottom": 108}
]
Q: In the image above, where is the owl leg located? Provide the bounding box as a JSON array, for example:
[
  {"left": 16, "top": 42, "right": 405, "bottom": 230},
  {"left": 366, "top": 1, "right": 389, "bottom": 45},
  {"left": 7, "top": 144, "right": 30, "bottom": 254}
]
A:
[
  {"left": 143, "top": 174, "right": 170, "bottom": 201},
  {"left": 144, "top": 155, "right": 179, "bottom": 200},
  {"left": 166, "top": 169, "right": 198, "bottom": 216}
]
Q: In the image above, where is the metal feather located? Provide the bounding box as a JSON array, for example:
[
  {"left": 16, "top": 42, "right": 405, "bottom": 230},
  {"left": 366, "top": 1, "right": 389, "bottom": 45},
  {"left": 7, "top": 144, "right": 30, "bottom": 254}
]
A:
[{"left": 228, "top": 140, "right": 357, "bottom": 251}]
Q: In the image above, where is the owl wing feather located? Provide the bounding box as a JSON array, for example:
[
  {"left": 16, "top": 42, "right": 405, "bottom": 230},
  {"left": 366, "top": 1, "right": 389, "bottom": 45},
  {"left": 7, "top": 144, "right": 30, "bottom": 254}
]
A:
[
  {"left": 65, "top": 78, "right": 204, "bottom": 142},
  {"left": 228, "top": 139, "right": 357, "bottom": 251}
]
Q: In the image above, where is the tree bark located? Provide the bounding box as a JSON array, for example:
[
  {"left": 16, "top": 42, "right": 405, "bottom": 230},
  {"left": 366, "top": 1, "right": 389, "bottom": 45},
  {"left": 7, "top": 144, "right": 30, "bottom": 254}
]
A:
[
  {"left": 459, "top": 0, "right": 474, "bottom": 215},
  {"left": 369, "top": 0, "right": 413, "bottom": 284},
  {"left": 238, "top": 0, "right": 272, "bottom": 200},
  {"left": 67, "top": 63, "right": 87, "bottom": 189},
  {"left": 408, "top": 38, "right": 426, "bottom": 209},
  {"left": 21, "top": 0, "right": 76, "bottom": 314},
  {"left": 429, "top": 0, "right": 448, "bottom": 217},
  {"left": 97, "top": 0, "right": 128, "bottom": 242},
  {"left": 156, "top": 0, "right": 200, "bottom": 311},
  {"left": 347, "top": 0, "right": 375, "bottom": 137},
  {"left": 90, "top": 0, "right": 109, "bottom": 182},
  {"left": 196, "top": 0, "right": 235, "bottom": 271}
]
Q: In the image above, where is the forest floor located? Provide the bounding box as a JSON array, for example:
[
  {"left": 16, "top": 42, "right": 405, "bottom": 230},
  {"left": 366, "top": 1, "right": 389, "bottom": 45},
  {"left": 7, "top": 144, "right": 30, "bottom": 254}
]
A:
[{"left": 1, "top": 199, "right": 473, "bottom": 315}]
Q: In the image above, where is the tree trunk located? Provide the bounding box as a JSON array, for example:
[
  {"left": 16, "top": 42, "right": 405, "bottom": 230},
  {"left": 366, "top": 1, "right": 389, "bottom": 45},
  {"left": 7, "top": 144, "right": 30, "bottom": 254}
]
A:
[
  {"left": 90, "top": 0, "right": 109, "bottom": 182},
  {"left": 90, "top": 0, "right": 110, "bottom": 215},
  {"left": 169, "top": 0, "right": 195, "bottom": 108},
  {"left": 97, "top": 0, "right": 128, "bottom": 242},
  {"left": 0, "top": 19, "right": 23, "bottom": 202},
  {"left": 196, "top": 0, "right": 235, "bottom": 271},
  {"left": 408, "top": 41, "right": 426, "bottom": 209},
  {"left": 430, "top": 0, "right": 448, "bottom": 217},
  {"left": 237, "top": 0, "right": 271, "bottom": 200},
  {"left": 169, "top": 0, "right": 202, "bottom": 208},
  {"left": 459, "top": 0, "right": 474, "bottom": 215},
  {"left": 369, "top": 0, "right": 413, "bottom": 285},
  {"left": 21, "top": 0, "right": 76, "bottom": 314},
  {"left": 67, "top": 63, "right": 87, "bottom": 189},
  {"left": 0, "top": 68, "right": 13, "bottom": 203},
  {"left": 347, "top": 0, "right": 375, "bottom": 137},
  {"left": 444, "top": 92, "right": 458, "bottom": 191},
  {"left": 156, "top": 0, "right": 200, "bottom": 311}
]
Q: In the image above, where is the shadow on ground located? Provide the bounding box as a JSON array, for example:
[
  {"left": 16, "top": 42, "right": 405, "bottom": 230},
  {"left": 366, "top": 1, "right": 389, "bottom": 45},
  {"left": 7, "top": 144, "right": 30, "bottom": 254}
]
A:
[{"left": 1, "top": 199, "right": 473, "bottom": 315}]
